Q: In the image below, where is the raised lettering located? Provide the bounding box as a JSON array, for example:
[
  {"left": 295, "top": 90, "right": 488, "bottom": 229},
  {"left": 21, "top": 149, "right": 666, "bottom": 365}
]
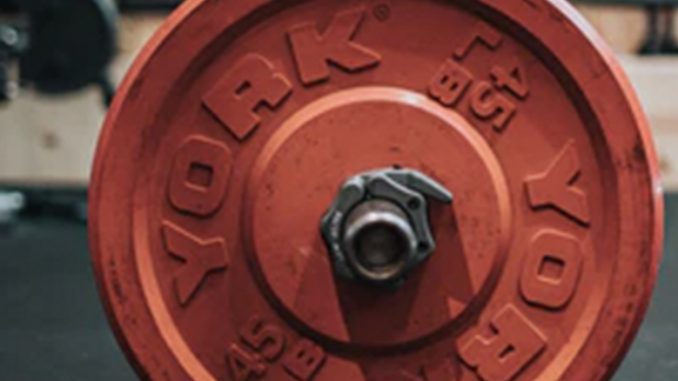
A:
[
  {"left": 470, "top": 81, "right": 516, "bottom": 131},
  {"left": 428, "top": 59, "right": 473, "bottom": 107},
  {"left": 240, "top": 315, "right": 286, "bottom": 361},
  {"left": 491, "top": 63, "right": 529, "bottom": 100},
  {"left": 454, "top": 22, "right": 503, "bottom": 60},
  {"left": 227, "top": 343, "right": 266, "bottom": 381},
  {"left": 168, "top": 136, "right": 232, "bottom": 217},
  {"left": 288, "top": 8, "right": 381, "bottom": 85},
  {"left": 162, "top": 222, "right": 228, "bottom": 305},
  {"left": 525, "top": 141, "right": 591, "bottom": 225},
  {"left": 520, "top": 230, "right": 584, "bottom": 309},
  {"left": 203, "top": 54, "right": 292, "bottom": 140},
  {"left": 282, "top": 339, "right": 326, "bottom": 381},
  {"left": 460, "top": 304, "right": 546, "bottom": 381}
]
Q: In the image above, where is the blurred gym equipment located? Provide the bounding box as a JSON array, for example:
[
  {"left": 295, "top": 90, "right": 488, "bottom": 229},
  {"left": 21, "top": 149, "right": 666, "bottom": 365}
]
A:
[{"left": 577, "top": 0, "right": 678, "bottom": 54}]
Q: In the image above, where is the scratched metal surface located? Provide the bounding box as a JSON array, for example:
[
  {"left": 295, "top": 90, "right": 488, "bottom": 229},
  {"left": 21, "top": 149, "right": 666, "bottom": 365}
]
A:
[{"left": 0, "top": 196, "right": 675, "bottom": 381}]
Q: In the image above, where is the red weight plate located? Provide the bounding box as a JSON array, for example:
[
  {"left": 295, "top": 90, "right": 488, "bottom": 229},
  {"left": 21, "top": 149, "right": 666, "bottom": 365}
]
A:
[{"left": 89, "top": 1, "right": 663, "bottom": 381}]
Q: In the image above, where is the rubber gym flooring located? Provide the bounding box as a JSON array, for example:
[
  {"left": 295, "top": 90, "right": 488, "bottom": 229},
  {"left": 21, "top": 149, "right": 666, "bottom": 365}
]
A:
[{"left": 0, "top": 195, "right": 676, "bottom": 381}]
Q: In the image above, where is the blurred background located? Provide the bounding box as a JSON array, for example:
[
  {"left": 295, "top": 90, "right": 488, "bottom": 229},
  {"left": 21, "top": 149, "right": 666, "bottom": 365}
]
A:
[{"left": 0, "top": 1, "right": 675, "bottom": 380}]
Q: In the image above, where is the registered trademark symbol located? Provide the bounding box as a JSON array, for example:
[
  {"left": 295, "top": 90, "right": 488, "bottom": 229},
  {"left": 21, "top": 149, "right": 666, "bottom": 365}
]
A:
[{"left": 373, "top": 3, "right": 391, "bottom": 22}]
